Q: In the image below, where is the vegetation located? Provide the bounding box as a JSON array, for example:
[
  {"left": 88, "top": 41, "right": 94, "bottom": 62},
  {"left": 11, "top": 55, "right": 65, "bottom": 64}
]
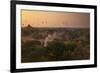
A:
[{"left": 21, "top": 26, "right": 90, "bottom": 63}]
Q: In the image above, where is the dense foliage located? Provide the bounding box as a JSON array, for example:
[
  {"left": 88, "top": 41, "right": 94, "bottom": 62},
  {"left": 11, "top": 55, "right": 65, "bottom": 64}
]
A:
[{"left": 21, "top": 26, "right": 90, "bottom": 63}]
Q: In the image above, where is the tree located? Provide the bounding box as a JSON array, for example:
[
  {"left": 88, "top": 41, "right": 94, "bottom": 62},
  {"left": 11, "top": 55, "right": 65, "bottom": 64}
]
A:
[{"left": 46, "top": 41, "right": 66, "bottom": 60}]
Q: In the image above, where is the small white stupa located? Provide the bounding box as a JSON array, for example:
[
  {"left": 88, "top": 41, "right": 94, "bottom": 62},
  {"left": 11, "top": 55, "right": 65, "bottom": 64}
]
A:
[{"left": 44, "top": 34, "right": 53, "bottom": 47}]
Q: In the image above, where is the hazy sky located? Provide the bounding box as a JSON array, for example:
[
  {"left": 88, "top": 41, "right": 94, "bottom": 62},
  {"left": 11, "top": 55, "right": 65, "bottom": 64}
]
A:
[{"left": 21, "top": 10, "right": 90, "bottom": 28}]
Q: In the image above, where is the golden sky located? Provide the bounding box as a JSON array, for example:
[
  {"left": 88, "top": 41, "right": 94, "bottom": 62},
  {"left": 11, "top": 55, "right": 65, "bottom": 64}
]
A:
[{"left": 21, "top": 10, "right": 90, "bottom": 28}]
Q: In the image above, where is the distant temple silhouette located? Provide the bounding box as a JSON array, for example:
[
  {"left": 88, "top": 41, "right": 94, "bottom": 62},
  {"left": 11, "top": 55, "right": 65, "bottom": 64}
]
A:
[
  {"left": 27, "top": 24, "right": 32, "bottom": 28},
  {"left": 22, "top": 20, "right": 68, "bottom": 28}
]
